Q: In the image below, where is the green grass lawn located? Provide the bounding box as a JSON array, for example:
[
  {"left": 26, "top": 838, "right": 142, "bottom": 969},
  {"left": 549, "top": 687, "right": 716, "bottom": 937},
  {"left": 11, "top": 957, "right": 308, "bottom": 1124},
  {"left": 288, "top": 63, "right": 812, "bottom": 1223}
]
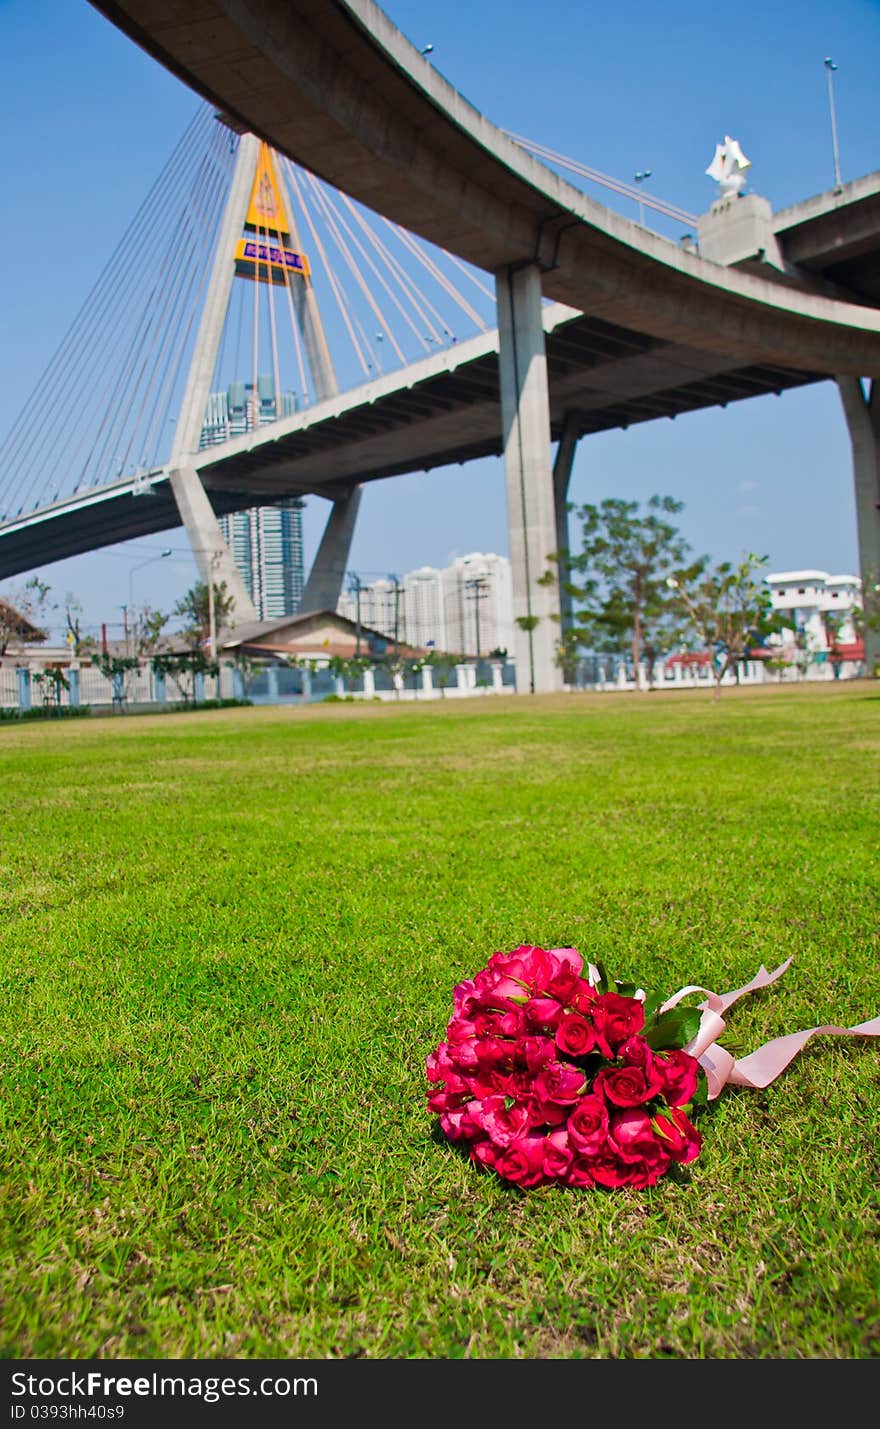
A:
[{"left": 1, "top": 681, "right": 878, "bottom": 1360}]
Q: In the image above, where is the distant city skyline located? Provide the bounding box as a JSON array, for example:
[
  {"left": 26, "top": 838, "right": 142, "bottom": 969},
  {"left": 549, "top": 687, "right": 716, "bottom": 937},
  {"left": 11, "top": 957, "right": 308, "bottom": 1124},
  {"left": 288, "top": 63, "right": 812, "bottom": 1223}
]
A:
[
  {"left": 338, "top": 553, "right": 515, "bottom": 656},
  {"left": 1, "top": 0, "right": 877, "bottom": 641}
]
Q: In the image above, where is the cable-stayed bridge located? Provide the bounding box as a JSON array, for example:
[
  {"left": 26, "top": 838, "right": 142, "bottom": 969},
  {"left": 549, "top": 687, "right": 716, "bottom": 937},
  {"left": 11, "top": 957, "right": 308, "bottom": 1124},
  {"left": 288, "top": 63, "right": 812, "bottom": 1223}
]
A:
[{"left": 3, "top": 0, "right": 880, "bottom": 690}]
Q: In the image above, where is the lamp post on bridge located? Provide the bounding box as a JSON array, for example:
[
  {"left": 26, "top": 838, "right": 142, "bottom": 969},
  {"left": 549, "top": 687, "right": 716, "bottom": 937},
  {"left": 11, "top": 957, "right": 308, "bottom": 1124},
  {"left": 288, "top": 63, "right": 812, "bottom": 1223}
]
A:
[
  {"left": 824, "top": 58, "right": 843, "bottom": 191},
  {"left": 633, "top": 171, "right": 652, "bottom": 228}
]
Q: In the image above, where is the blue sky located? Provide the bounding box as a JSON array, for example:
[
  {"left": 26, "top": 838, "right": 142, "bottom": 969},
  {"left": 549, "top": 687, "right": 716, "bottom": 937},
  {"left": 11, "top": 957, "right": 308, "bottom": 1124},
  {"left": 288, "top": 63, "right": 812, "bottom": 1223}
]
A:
[{"left": 0, "top": 0, "right": 878, "bottom": 639}]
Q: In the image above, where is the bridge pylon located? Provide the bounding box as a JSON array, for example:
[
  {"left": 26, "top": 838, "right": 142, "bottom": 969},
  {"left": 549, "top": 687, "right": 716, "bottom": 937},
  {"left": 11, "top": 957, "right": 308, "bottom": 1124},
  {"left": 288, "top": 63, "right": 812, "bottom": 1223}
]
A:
[{"left": 167, "top": 122, "right": 362, "bottom": 625}]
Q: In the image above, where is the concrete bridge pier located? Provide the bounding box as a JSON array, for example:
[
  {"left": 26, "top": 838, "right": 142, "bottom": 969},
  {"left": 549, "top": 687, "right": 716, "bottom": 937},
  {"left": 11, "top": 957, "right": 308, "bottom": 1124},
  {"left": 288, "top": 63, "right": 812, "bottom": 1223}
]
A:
[
  {"left": 301, "top": 485, "right": 363, "bottom": 612},
  {"left": 553, "top": 412, "right": 580, "bottom": 664},
  {"left": 496, "top": 263, "right": 563, "bottom": 694},
  {"left": 168, "top": 465, "right": 255, "bottom": 617},
  {"left": 837, "top": 376, "right": 880, "bottom": 673}
]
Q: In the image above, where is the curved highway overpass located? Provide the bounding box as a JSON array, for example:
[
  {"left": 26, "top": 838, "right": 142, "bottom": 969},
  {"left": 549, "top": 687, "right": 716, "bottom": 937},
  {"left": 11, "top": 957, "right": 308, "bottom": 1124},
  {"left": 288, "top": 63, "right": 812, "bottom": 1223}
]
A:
[{"left": 90, "top": 0, "right": 880, "bottom": 372}]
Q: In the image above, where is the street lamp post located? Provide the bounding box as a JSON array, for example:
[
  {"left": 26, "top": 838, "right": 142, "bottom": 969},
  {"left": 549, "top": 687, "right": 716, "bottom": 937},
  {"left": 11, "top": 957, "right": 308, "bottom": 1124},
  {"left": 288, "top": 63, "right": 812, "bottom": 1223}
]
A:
[
  {"left": 824, "top": 58, "right": 842, "bottom": 190},
  {"left": 634, "top": 170, "right": 652, "bottom": 227},
  {"left": 128, "top": 548, "right": 172, "bottom": 652},
  {"left": 349, "top": 573, "right": 363, "bottom": 656}
]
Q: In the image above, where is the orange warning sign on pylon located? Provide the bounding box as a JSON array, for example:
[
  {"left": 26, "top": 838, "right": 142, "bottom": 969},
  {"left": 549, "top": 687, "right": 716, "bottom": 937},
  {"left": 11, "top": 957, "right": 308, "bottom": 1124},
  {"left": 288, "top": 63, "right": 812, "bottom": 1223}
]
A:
[{"left": 245, "top": 143, "right": 292, "bottom": 238}]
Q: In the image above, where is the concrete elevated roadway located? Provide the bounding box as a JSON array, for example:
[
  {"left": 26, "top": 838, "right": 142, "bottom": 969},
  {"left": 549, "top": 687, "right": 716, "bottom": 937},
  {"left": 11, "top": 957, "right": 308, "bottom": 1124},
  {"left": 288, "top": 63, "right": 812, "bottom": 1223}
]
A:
[{"left": 0, "top": 300, "right": 822, "bottom": 575}]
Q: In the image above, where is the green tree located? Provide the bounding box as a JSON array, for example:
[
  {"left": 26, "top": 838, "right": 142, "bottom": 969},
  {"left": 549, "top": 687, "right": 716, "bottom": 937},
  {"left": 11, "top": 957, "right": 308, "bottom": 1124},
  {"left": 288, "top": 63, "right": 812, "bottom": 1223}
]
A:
[
  {"left": 421, "top": 649, "right": 455, "bottom": 697},
  {"left": 32, "top": 664, "right": 69, "bottom": 714},
  {"left": 172, "top": 580, "right": 234, "bottom": 653},
  {"left": 64, "top": 594, "right": 96, "bottom": 659},
  {"left": 91, "top": 651, "right": 141, "bottom": 709},
  {"left": 0, "top": 577, "right": 53, "bottom": 655},
  {"left": 131, "top": 604, "right": 169, "bottom": 658},
  {"left": 150, "top": 649, "right": 219, "bottom": 705},
  {"left": 557, "top": 495, "right": 693, "bottom": 689},
  {"left": 667, "top": 553, "right": 784, "bottom": 700}
]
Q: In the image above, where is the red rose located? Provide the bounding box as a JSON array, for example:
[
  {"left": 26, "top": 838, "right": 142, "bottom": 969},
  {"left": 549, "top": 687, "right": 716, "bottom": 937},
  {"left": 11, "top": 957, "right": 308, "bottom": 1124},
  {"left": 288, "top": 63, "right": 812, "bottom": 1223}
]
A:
[
  {"left": 544, "top": 948, "right": 582, "bottom": 1000},
  {"left": 427, "top": 1081, "right": 471, "bottom": 1115},
  {"left": 452, "top": 978, "right": 480, "bottom": 1018},
  {"left": 582, "top": 1150, "right": 635, "bottom": 1189},
  {"left": 543, "top": 1128, "right": 574, "bottom": 1180},
  {"left": 607, "top": 1109, "right": 672, "bottom": 1186},
  {"left": 565, "top": 1155, "right": 600, "bottom": 1188},
  {"left": 445, "top": 1017, "right": 478, "bottom": 1046},
  {"left": 555, "top": 1013, "right": 596, "bottom": 1058},
  {"left": 654, "top": 1049, "right": 700, "bottom": 1107},
  {"left": 487, "top": 945, "right": 555, "bottom": 993},
  {"left": 495, "top": 1134, "right": 548, "bottom": 1187},
  {"left": 467, "top": 1094, "right": 533, "bottom": 1148},
  {"left": 653, "top": 1105, "right": 702, "bottom": 1163},
  {"left": 426, "top": 1043, "right": 456, "bottom": 1082},
  {"left": 591, "top": 992, "right": 645, "bottom": 1057},
  {"left": 470, "top": 1138, "right": 499, "bottom": 1171},
  {"left": 594, "top": 1061, "right": 664, "bottom": 1108},
  {"left": 514, "top": 1035, "right": 557, "bottom": 1072},
  {"left": 450, "top": 1040, "right": 479, "bottom": 1073},
  {"left": 439, "top": 1107, "right": 475, "bottom": 1142},
  {"left": 567, "top": 977, "right": 598, "bottom": 1015},
  {"left": 473, "top": 1037, "right": 516, "bottom": 1072},
  {"left": 525, "top": 995, "right": 564, "bottom": 1031},
  {"left": 567, "top": 1094, "right": 609, "bottom": 1154},
  {"left": 533, "top": 1060, "right": 588, "bottom": 1107}
]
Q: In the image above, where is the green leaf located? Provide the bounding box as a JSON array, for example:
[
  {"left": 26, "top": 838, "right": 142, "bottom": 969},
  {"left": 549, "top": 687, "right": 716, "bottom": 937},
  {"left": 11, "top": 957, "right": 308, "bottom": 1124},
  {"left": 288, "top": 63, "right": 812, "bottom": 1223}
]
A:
[
  {"left": 594, "top": 960, "right": 615, "bottom": 994},
  {"left": 643, "top": 1006, "right": 702, "bottom": 1050},
  {"left": 690, "top": 1072, "right": 709, "bottom": 1108},
  {"left": 641, "top": 991, "right": 665, "bottom": 1018}
]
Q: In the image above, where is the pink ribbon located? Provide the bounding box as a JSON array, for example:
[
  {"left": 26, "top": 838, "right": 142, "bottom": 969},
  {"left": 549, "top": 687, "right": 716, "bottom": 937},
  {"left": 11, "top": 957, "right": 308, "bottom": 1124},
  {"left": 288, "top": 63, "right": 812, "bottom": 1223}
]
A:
[{"left": 660, "top": 959, "right": 880, "bottom": 1101}]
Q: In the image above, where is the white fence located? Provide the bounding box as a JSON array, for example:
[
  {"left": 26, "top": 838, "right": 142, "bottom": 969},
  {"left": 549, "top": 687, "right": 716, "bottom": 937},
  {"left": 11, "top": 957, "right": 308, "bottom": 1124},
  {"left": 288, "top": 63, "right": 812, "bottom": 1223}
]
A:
[
  {"left": 0, "top": 655, "right": 515, "bottom": 712},
  {"left": 0, "top": 648, "right": 865, "bottom": 715}
]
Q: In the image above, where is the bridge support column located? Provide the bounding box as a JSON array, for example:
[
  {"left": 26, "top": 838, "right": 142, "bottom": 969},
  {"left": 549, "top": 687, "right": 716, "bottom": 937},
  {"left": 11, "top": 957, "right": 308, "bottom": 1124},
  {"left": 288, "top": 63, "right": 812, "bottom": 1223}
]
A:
[
  {"left": 301, "top": 486, "right": 363, "bottom": 612},
  {"left": 496, "top": 263, "right": 563, "bottom": 694},
  {"left": 168, "top": 467, "right": 256, "bottom": 618},
  {"left": 553, "top": 412, "right": 580, "bottom": 679},
  {"left": 837, "top": 377, "right": 880, "bottom": 674}
]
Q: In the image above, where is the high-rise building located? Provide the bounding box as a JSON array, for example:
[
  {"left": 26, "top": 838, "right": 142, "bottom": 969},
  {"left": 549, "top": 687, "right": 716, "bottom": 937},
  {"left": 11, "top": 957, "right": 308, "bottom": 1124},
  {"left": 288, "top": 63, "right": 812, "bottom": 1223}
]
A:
[
  {"left": 218, "top": 499, "right": 305, "bottom": 621},
  {"left": 338, "top": 578, "right": 405, "bottom": 642},
  {"left": 204, "top": 379, "right": 305, "bottom": 621},
  {"left": 338, "top": 554, "right": 513, "bottom": 653},
  {"left": 404, "top": 567, "right": 445, "bottom": 650},
  {"left": 442, "top": 553, "right": 514, "bottom": 656}
]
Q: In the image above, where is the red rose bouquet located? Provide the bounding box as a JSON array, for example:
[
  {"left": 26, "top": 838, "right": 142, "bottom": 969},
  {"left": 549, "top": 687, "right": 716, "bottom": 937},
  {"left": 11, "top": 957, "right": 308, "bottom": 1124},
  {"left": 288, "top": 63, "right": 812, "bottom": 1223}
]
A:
[{"left": 426, "top": 945, "right": 880, "bottom": 1191}]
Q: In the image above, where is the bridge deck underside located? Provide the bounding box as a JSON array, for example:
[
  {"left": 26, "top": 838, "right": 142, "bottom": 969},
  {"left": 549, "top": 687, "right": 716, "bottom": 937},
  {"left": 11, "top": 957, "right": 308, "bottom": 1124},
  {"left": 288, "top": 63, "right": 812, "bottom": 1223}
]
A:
[
  {"left": 0, "top": 312, "right": 823, "bottom": 579},
  {"left": 197, "top": 313, "right": 822, "bottom": 493}
]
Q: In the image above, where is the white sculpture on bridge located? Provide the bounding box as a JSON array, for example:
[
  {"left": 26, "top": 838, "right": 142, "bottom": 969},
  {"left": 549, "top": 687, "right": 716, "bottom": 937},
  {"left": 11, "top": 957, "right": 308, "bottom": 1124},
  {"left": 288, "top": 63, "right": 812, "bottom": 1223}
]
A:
[{"left": 706, "top": 136, "right": 751, "bottom": 198}]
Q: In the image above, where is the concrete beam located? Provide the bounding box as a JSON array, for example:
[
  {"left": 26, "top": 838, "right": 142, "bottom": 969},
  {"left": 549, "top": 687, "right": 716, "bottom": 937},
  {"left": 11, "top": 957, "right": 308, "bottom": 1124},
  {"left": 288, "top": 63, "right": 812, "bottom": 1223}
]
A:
[
  {"left": 837, "top": 376, "right": 880, "bottom": 673},
  {"left": 300, "top": 485, "right": 363, "bottom": 612},
  {"left": 496, "top": 263, "right": 562, "bottom": 695}
]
